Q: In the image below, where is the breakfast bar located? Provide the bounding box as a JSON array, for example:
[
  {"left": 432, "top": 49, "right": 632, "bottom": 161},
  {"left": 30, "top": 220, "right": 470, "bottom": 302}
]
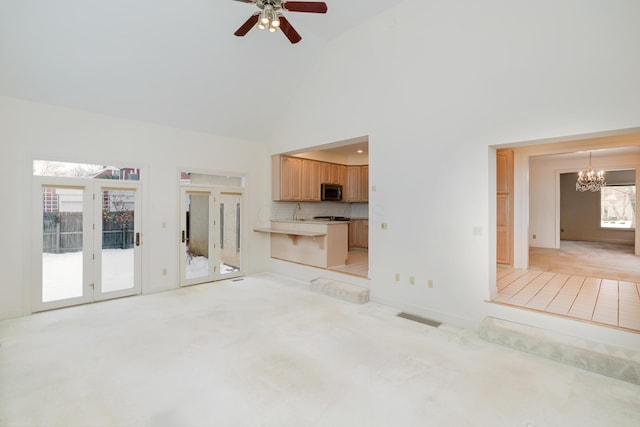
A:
[{"left": 254, "top": 220, "right": 349, "bottom": 268}]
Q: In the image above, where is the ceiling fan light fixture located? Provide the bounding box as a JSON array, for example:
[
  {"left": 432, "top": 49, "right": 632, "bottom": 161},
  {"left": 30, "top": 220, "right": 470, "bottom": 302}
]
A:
[{"left": 233, "top": 0, "right": 328, "bottom": 43}]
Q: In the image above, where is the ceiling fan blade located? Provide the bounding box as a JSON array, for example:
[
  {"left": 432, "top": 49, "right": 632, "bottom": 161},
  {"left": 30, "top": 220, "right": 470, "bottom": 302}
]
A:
[
  {"left": 282, "top": 1, "right": 328, "bottom": 13},
  {"left": 278, "top": 16, "right": 302, "bottom": 44},
  {"left": 232, "top": 0, "right": 255, "bottom": 3},
  {"left": 234, "top": 13, "right": 259, "bottom": 37}
]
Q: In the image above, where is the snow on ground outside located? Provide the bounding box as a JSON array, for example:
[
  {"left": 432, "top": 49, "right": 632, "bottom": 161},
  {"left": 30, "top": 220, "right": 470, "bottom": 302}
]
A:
[
  {"left": 42, "top": 249, "right": 134, "bottom": 302},
  {"left": 42, "top": 250, "right": 239, "bottom": 302}
]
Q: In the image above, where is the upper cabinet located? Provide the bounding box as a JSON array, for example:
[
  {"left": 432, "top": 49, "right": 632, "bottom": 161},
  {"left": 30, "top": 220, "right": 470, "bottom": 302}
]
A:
[
  {"left": 320, "top": 162, "right": 346, "bottom": 186},
  {"left": 272, "top": 154, "right": 367, "bottom": 202},
  {"left": 272, "top": 155, "right": 302, "bottom": 201},
  {"left": 345, "top": 165, "right": 368, "bottom": 202},
  {"left": 496, "top": 150, "right": 513, "bottom": 194},
  {"left": 301, "top": 159, "right": 321, "bottom": 201}
]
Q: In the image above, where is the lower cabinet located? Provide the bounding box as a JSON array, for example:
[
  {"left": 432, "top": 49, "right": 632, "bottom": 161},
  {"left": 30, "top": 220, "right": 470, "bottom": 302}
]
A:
[{"left": 348, "top": 219, "right": 369, "bottom": 248}]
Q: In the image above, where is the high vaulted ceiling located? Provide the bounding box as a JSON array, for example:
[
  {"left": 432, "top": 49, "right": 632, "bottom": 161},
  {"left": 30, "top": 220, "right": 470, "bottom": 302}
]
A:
[{"left": 0, "top": 0, "right": 407, "bottom": 142}]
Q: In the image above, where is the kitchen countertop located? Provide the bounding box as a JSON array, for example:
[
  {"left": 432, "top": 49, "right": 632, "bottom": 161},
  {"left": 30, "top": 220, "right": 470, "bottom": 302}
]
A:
[
  {"left": 261, "top": 219, "right": 349, "bottom": 268},
  {"left": 271, "top": 219, "right": 352, "bottom": 225}
]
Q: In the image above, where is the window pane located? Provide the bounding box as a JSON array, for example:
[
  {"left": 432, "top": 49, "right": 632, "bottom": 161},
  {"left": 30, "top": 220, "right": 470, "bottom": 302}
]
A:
[
  {"left": 34, "top": 160, "right": 140, "bottom": 181},
  {"left": 42, "top": 187, "right": 84, "bottom": 302},
  {"left": 601, "top": 185, "right": 636, "bottom": 229}
]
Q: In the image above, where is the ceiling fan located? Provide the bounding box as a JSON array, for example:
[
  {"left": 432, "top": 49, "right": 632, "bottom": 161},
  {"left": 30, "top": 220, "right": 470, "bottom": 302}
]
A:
[{"left": 233, "top": 0, "right": 328, "bottom": 44}]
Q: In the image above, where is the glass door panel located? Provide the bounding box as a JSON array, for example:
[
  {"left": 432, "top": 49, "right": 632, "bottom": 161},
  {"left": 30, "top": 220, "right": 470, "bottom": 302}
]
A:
[
  {"left": 217, "top": 191, "right": 242, "bottom": 279},
  {"left": 97, "top": 186, "right": 139, "bottom": 296},
  {"left": 36, "top": 181, "right": 93, "bottom": 311},
  {"left": 181, "top": 189, "right": 213, "bottom": 285},
  {"left": 41, "top": 187, "right": 85, "bottom": 302}
]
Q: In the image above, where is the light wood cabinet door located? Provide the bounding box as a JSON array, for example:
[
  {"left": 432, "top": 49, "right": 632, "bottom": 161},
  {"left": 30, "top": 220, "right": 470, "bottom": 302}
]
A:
[
  {"left": 301, "top": 159, "right": 321, "bottom": 201},
  {"left": 497, "top": 152, "right": 511, "bottom": 194},
  {"left": 360, "top": 220, "right": 368, "bottom": 247},
  {"left": 280, "top": 156, "right": 302, "bottom": 201},
  {"left": 329, "top": 164, "right": 346, "bottom": 186},
  {"left": 346, "top": 166, "right": 361, "bottom": 202},
  {"left": 360, "top": 165, "right": 368, "bottom": 202},
  {"left": 349, "top": 219, "right": 369, "bottom": 248},
  {"left": 320, "top": 162, "right": 331, "bottom": 184},
  {"left": 345, "top": 165, "right": 369, "bottom": 202},
  {"left": 496, "top": 149, "right": 513, "bottom": 265}
]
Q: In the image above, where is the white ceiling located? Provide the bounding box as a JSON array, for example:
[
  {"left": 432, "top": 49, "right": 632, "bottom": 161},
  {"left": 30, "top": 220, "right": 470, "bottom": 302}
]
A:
[
  {"left": 0, "top": 0, "right": 407, "bottom": 142},
  {"left": 533, "top": 145, "right": 640, "bottom": 161}
]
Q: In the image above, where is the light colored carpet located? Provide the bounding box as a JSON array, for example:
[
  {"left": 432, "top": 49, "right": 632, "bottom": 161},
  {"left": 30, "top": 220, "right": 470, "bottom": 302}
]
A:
[
  {"left": 2, "top": 273, "right": 639, "bottom": 426},
  {"left": 529, "top": 240, "right": 640, "bottom": 282}
]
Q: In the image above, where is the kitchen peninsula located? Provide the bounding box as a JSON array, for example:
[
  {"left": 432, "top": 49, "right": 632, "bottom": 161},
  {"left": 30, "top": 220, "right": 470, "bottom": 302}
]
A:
[{"left": 255, "top": 220, "right": 348, "bottom": 268}]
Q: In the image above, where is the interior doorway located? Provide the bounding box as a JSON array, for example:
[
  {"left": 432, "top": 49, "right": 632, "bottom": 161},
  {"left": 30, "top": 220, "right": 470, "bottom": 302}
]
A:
[
  {"left": 492, "top": 131, "right": 640, "bottom": 331},
  {"left": 33, "top": 177, "right": 142, "bottom": 312}
]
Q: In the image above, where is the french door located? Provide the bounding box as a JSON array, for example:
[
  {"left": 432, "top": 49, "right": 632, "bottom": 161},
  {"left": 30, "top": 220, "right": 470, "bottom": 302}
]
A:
[
  {"left": 180, "top": 186, "right": 243, "bottom": 286},
  {"left": 33, "top": 177, "right": 142, "bottom": 311}
]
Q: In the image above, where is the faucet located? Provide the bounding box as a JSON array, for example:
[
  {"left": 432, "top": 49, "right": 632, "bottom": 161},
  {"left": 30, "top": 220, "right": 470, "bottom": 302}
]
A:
[{"left": 293, "top": 202, "right": 302, "bottom": 221}]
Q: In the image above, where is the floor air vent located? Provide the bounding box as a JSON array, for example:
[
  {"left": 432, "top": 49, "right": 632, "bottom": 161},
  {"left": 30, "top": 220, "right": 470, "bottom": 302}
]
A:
[{"left": 397, "top": 312, "right": 441, "bottom": 328}]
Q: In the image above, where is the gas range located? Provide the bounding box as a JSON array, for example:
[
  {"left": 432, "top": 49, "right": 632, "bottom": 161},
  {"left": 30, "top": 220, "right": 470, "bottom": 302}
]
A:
[{"left": 313, "top": 216, "right": 351, "bottom": 221}]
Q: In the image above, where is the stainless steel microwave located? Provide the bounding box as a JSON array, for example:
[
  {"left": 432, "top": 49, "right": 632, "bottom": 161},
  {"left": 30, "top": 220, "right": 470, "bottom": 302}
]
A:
[{"left": 321, "top": 183, "right": 343, "bottom": 201}]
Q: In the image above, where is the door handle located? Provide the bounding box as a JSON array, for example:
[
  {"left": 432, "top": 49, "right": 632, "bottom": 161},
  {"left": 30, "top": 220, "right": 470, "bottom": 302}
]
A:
[
  {"left": 182, "top": 230, "right": 186, "bottom": 243},
  {"left": 136, "top": 232, "right": 141, "bottom": 247}
]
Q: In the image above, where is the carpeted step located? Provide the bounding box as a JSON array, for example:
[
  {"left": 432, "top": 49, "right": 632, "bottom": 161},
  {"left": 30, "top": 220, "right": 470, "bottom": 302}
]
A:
[
  {"left": 310, "top": 277, "right": 369, "bottom": 304},
  {"left": 479, "top": 316, "right": 640, "bottom": 385}
]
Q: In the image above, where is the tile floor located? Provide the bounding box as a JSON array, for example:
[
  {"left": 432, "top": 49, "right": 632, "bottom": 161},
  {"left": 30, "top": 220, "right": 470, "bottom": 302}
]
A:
[
  {"left": 2, "top": 273, "right": 639, "bottom": 426},
  {"left": 329, "top": 249, "right": 368, "bottom": 278},
  {"left": 495, "top": 267, "right": 640, "bottom": 332}
]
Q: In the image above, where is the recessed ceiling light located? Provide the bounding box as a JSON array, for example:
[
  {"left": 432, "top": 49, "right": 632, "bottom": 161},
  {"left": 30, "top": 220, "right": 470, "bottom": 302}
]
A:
[{"left": 357, "top": 149, "right": 363, "bottom": 153}]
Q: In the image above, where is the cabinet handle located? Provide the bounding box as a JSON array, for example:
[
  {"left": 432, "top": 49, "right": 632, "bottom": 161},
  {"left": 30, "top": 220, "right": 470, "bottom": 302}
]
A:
[
  {"left": 182, "top": 230, "right": 186, "bottom": 243},
  {"left": 135, "top": 232, "right": 141, "bottom": 246}
]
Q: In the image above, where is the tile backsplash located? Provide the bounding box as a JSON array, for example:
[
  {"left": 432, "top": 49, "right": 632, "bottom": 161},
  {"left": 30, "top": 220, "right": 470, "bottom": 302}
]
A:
[{"left": 272, "top": 202, "right": 368, "bottom": 221}]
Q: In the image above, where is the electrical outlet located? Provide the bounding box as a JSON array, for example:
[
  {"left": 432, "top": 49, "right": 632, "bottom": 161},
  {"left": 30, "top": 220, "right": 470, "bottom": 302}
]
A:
[
  {"left": 532, "top": 234, "right": 536, "bottom": 239},
  {"left": 428, "top": 279, "right": 434, "bottom": 288},
  {"left": 409, "top": 276, "right": 415, "bottom": 285},
  {"left": 395, "top": 273, "right": 400, "bottom": 282},
  {"left": 381, "top": 223, "right": 388, "bottom": 230},
  {"left": 162, "top": 268, "right": 167, "bottom": 276}
]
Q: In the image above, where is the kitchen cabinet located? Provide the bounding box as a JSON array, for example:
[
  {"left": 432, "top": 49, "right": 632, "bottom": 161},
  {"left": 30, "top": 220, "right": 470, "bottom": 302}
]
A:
[
  {"left": 272, "top": 155, "right": 302, "bottom": 201},
  {"left": 360, "top": 165, "right": 369, "bottom": 202},
  {"left": 345, "top": 165, "right": 368, "bottom": 202},
  {"left": 321, "top": 162, "right": 346, "bottom": 186},
  {"left": 273, "top": 154, "right": 365, "bottom": 202},
  {"left": 301, "top": 159, "right": 321, "bottom": 201},
  {"left": 333, "top": 164, "right": 346, "bottom": 187},
  {"left": 320, "top": 163, "right": 331, "bottom": 183},
  {"left": 349, "top": 219, "right": 369, "bottom": 248},
  {"left": 496, "top": 149, "right": 513, "bottom": 265}
]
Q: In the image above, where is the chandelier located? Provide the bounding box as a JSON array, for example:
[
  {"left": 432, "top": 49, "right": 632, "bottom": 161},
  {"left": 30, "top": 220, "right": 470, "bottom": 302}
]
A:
[{"left": 576, "top": 152, "right": 606, "bottom": 192}]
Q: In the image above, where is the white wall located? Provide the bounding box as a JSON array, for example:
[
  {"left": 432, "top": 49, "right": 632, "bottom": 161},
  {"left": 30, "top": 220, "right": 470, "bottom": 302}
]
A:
[
  {"left": 265, "top": 0, "right": 640, "bottom": 346},
  {"left": 0, "top": 97, "right": 271, "bottom": 320}
]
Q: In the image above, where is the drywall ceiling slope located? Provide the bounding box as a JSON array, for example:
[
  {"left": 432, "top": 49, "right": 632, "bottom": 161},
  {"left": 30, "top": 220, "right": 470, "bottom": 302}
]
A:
[{"left": 0, "top": 0, "right": 407, "bottom": 142}]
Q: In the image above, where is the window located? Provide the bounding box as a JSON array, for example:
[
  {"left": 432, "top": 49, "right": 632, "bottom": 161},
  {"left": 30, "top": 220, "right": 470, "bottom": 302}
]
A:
[
  {"left": 34, "top": 160, "right": 140, "bottom": 181},
  {"left": 601, "top": 185, "right": 636, "bottom": 229}
]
